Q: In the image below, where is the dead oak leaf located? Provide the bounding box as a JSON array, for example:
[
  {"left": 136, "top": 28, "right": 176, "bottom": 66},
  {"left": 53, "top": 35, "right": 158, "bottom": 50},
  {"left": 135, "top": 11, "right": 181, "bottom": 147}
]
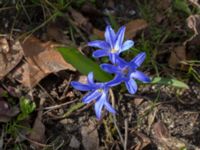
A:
[
  {"left": 0, "top": 37, "right": 23, "bottom": 79},
  {"left": 12, "top": 36, "right": 75, "bottom": 88}
]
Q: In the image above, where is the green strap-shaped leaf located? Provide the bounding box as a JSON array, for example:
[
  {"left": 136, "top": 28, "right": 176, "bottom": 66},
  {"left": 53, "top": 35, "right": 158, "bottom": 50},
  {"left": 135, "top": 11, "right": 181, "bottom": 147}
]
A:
[
  {"left": 173, "top": 0, "right": 191, "bottom": 15},
  {"left": 57, "top": 47, "right": 113, "bottom": 82},
  {"left": 151, "top": 77, "right": 189, "bottom": 89}
]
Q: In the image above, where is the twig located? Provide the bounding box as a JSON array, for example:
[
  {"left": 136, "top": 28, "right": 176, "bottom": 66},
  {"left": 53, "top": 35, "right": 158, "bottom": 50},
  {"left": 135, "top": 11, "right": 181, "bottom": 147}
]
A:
[
  {"left": 59, "top": 75, "right": 73, "bottom": 100},
  {"left": 42, "top": 99, "right": 78, "bottom": 115},
  {"left": 18, "top": 132, "right": 52, "bottom": 148},
  {"left": 38, "top": 83, "right": 56, "bottom": 104},
  {"left": 112, "top": 115, "right": 125, "bottom": 149}
]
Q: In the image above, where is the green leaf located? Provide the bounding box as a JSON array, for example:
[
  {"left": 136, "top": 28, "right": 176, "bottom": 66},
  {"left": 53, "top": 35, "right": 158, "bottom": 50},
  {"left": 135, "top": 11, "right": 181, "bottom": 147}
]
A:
[
  {"left": 17, "top": 97, "right": 36, "bottom": 121},
  {"left": 57, "top": 47, "right": 113, "bottom": 82},
  {"left": 151, "top": 77, "right": 189, "bottom": 89},
  {"left": 173, "top": 0, "right": 191, "bottom": 15}
]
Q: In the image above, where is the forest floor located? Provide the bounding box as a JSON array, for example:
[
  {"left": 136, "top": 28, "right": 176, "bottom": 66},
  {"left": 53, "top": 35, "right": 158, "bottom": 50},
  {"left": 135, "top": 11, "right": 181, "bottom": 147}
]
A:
[{"left": 0, "top": 0, "right": 200, "bottom": 150}]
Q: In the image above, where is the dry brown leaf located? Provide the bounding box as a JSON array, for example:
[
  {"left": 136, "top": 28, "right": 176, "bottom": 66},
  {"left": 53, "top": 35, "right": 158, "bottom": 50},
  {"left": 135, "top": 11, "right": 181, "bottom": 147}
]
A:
[
  {"left": 125, "top": 19, "right": 148, "bottom": 39},
  {"left": 29, "top": 111, "right": 45, "bottom": 142},
  {"left": 12, "top": 36, "right": 75, "bottom": 88},
  {"left": 147, "top": 107, "right": 158, "bottom": 132},
  {"left": 134, "top": 132, "right": 151, "bottom": 150},
  {"left": 0, "top": 99, "right": 19, "bottom": 122},
  {"left": 168, "top": 46, "right": 186, "bottom": 69},
  {"left": 0, "top": 37, "right": 23, "bottom": 79},
  {"left": 81, "top": 120, "right": 99, "bottom": 150},
  {"left": 152, "top": 121, "right": 186, "bottom": 150},
  {"left": 133, "top": 98, "right": 144, "bottom": 106},
  {"left": 69, "top": 136, "right": 80, "bottom": 149},
  {"left": 29, "top": 98, "right": 45, "bottom": 149}
]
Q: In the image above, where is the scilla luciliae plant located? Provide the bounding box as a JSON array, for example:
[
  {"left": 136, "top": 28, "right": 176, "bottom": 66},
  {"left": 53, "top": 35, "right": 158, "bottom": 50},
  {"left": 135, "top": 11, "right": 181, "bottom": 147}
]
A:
[{"left": 71, "top": 25, "right": 150, "bottom": 119}]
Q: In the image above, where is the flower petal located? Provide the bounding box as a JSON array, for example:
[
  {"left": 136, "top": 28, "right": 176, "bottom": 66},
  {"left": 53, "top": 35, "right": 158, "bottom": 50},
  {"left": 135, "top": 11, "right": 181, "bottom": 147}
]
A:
[
  {"left": 104, "top": 101, "right": 116, "bottom": 114},
  {"left": 114, "top": 26, "right": 126, "bottom": 51},
  {"left": 82, "top": 90, "right": 102, "bottom": 104},
  {"left": 94, "top": 93, "right": 106, "bottom": 119},
  {"left": 125, "top": 78, "right": 137, "bottom": 94},
  {"left": 105, "top": 25, "right": 116, "bottom": 48},
  {"left": 100, "top": 64, "right": 119, "bottom": 74},
  {"left": 71, "top": 81, "right": 92, "bottom": 91},
  {"left": 88, "top": 40, "right": 110, "bottom": 50},
  {"left": 130, "top": 52, "right": 146, "bottom": 68},
  {"left": 121, "top": 40, "right": 134, "bottom": 52},
  {"left": 87, "top": 72, "right": 94, "bottom": 85},
  {"left": 106, "top": 75, "right": 123, "bottom": 87},
  {"left": 131, "top": 70, "right": 151, "bottom": 83},
  {"left": 115, "top": 55, "right": 128, "bottom": 67},
  {"left": 109, "top": 53, "right": 117, "bottom": 64},
  {"left": 92, "top": 49, "right": 108, "bottom": 58}
]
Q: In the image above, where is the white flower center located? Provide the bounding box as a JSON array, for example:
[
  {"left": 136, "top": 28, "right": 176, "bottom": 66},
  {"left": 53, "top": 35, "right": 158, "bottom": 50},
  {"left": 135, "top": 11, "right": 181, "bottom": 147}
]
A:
[
  {"left": 122, "top": 67, "right": 130, "bottom": 78},
  {"left": 110, "top": 48, "right": 118, "bottom": 53},
  {"left": 97, "top": 89, "right": 103, "bottom": 93}
]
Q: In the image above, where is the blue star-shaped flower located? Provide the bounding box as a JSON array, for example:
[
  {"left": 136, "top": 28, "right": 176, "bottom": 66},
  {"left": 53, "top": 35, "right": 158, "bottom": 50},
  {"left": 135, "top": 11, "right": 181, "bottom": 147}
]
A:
[
  {"left": 71, "top": 72, "right": 118, "bottom": 119},
  {"left": 88, "top": 25, "right": 134, "bottom": 63},
  {"left": 100, "top": 52, "right": 151, "bottom": 94}
]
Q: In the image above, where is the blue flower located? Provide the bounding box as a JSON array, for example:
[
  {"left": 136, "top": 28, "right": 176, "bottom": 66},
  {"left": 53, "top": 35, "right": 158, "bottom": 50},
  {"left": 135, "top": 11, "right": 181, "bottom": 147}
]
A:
[
  {"left": 100, "top": 52, "right": 151, "bottom": 94},
  {"left": 88, "top": 25, "right": 134, "bottom": 63},
  {"left": 71, "top": 72, "right": 118, "bottom": 119}
]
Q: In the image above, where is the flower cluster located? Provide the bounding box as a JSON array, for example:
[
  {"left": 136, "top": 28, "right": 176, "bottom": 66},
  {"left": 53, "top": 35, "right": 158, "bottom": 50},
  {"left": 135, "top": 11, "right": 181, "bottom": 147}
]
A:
[{"left": 71, "top": 25, "right": 150, "bottom": 119}]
